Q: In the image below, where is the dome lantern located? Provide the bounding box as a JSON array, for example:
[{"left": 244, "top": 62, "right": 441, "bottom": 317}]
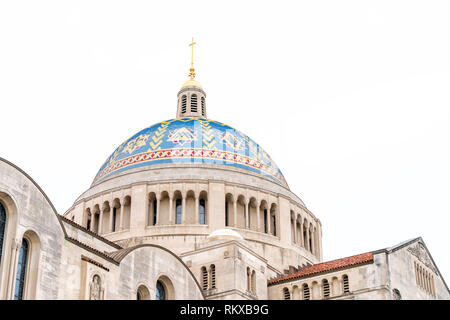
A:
[{"left": 176, "top": 38, "right": 207, "bottom": 119}]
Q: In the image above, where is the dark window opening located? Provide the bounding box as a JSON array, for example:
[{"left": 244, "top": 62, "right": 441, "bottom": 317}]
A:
[
  {"left": 199, "top": 199, "right": 206, "bottom": 224},
  {"left": 176, "top": 199, "right": 182, "bottom": 224}
]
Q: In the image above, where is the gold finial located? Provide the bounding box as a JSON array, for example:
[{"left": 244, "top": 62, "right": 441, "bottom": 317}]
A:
[{"left": 188, "top": 37, "right": 197, "bottom": 80}]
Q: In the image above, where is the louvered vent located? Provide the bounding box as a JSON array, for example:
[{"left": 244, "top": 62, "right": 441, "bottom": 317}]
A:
[
  {"left": 210, "top": 265, "right": 216, "bottom": 289},
  {"left": 283, "top": 288, "right": 290, "bottom": 300},
  {"left": 191, "top": 94, "right": 198, "bottom": 112},
  {"left": 201, "top": 267, "right": 208, "bottom": 291},
  {"left": 181, "top": 95, "right": 187, "bottom": 114},
  {"left": 303, "top": 284, "right": 310, "bottom": 300},
  {"left": 323, "top": 279, "right": 330, "bottom": 298},
  {"left": 201, "top": 97, "right": 205, "bottom": 116}
]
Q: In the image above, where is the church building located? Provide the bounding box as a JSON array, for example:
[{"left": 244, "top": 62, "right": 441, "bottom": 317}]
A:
[{"left": 0, "top": 42, "right": 449, "bottom": 300}]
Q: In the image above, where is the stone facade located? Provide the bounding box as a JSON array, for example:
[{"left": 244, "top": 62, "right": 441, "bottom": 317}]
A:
[{"left": 0, "top": 158, "right": 203, "bottom": 300}]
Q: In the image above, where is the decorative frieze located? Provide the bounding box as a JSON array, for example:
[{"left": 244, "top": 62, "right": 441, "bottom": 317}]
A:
[{"left": 407, "top": 242, "right": 437, "bottom": 275}]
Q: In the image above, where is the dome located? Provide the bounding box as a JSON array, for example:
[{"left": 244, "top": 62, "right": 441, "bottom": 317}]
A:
[
  {"left": 206, "top": 228, "right": 244, "bottom": 241},
  {"left": 182, "top": 79, "right": 203, "bottom": 89},
  {"left": 93, "top": 117, "right": 288, "bottom": 187}
]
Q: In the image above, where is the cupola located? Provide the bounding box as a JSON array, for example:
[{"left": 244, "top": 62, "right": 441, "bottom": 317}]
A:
[{"left": 176, "top": 38, "right": 207, "bottom": 119}]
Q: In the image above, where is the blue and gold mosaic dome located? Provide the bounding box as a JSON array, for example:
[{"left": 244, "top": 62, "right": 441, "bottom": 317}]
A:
[{"left": 93, "top": 117, "right": 288, "bottom": 187}]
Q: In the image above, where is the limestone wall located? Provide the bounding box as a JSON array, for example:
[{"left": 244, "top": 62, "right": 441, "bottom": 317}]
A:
[
  {"left": 385, "top": 241, "right": 450, "bottom": 300},
  {"left": 64, "top": 171, "right": 322, "bottom": 275},
  {"left": 0, "top": 158, "right": 65, "bottom": 300},
  {"left": 181, "top": 239, "right": 278, "bottom": 300},
  {"left": 0, "top": 158, "right": 204, "bottom": 300}
]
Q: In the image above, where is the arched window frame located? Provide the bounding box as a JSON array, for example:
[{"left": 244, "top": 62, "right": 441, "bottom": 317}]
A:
[
  {"left": 201, "top": 97, "right": 205, "bottom": 116},
  {"left": 153, "top": 199, "right": 157, "bottom": 225},
  {"left": 210, "top": 264, "right": 216, "bottom": 289},
  {"left": 175, "top": 199, "right": 182, "bottom": 224},
  {"left": 199, "top": 198, "right": 206, "bottom": 225},
  {"left": 225, "top": 200, "right": 229, "bottom": 226},
  {"left": 303, "top": 283, "right": 310, "bottom": 300},
  {"left": 263, "top": 209, "right": 268, "bottom": 233},
  {"left": 201, "top": 266, "right": 208, "bottom": 291},
  {"left": 322, "top": 279, "right": 330, "bottom": 298},
  {"left": 246, "top": 267, "right": 251, "bottom": 292},
  {"left": 0, "top": 201, "right": 7, "bottom": 266},
  {"left": 272, "top": 213, "right": 277, "bottom": 236},
  {"left": 251, "top": 270, "right": 256, "bottom": 294},
  {"left": 156, "top": 280, "right": 166, "bottom": 300},
  {"left": 155, "top": 276, "right": 174, "bottom": 300},
  {"left": 283, "top": 287, "right": 290, "bottom": 300},
  {"left": 14, "top": 238, "right": 29, "bottom": 300},
  {"left": 136, "top": 284, "right": 150, "bottom": 300},
  {"left": 190, "top": 94, "right": 198, "bottom": 113},
  {"left": 112, "top": 207, "right": 117, "bottom": 232},
  {"left": 343, "top": 274, "right": 350, "bottom": 293},
  {"left": 393, "top": 288, "right": 402, "bottom": 300},
  {"left": 181, "top": 95, "right": 187, "bottom": 114},
  {"left": 86, "top": 213, "right": 92, "bottom": 231}
]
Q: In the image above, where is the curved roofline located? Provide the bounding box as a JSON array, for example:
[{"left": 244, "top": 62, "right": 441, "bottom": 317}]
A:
[
  {"left": 0, "top": 157, "right": 120, "bottom": 249},
  {"left": 0, "top": 156, "right": 67, "bottom": 237},
  {"left": 108, "top": 243, "right": 205, "bottom": 299}
]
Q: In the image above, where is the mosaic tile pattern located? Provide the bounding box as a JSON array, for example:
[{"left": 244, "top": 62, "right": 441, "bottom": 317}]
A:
[{"left": 93, "top": 117, "right": 287, "bottom": 187}]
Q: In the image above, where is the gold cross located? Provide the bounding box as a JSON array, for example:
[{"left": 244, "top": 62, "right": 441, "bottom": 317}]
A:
[
  {"left": 189, "top": 37, "right": 196, "bottom": 67},
  {"left": 188, "top": 37, "right": 196, "bottom": 80}
]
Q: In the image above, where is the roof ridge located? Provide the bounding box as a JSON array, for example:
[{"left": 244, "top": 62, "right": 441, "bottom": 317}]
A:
[
  {"left": 268, "top": 252, "right": 374, "bottom": 286},
  {"left": 59, "top": 215, "right": 122, "bottom": 250}
]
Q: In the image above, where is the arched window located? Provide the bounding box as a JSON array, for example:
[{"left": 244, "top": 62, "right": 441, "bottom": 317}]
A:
[
  {"left": 137, "top": 285, "right": 150, "bottom": 300},
  {"left": 112, "top": 207, "right": 117, "bottom": 232},
  {"left": 251, "top": 270, "right": 256, "bottom": 294},
  {"left": 201, "top": 97, "right": 205, "bottom": 116},
  {"left": 201, "top": 266, "right": 208, "bottom": 290},
  {"left": 303, "top": 284, "right": 310, "bottom": 300},
  {"left": 283, "top": 287, "right": 290, "bottom": 300},
  {"left": 247, "top": 203, "right": 251, "bottom": 229},
  {"left": 14, "top": 238, "right": 29, "bottom": 300},
  {"left": 210, "top": 264, "right": 216, "bottom": 289},
  {"left": 309, "top": 229, "right": 313, "bottom": 253},
  {"left": 246, "top": 267, "right": 252, "bottom": 292},
  {"left": 225, "top": 201, "right": 229, "bottom": 226},
  {"left": 93, "top": 213, "right": 99, "bottom": 233},
  {"left": 303, "top": 229, "right": 307, "bottom": 249},
  {"left": 153, "top": 199, "right": 157, "bottom": 226},
  {"left": 175, "top": 199, "right": 182, "bottom": 224},
  {"left": 156, "top": 280, "right": 166, "bottom": 300},
  {"left": 86, "top": 214, "right": 91, "bottom": 231},
  {"left": 0, "top": 202, "right": 6, "bottom": 265},
  {"left": 199, "top": 199, "right": 206, "bottom": 224},
  {"left": 191, "top": 94, "right": 198, "bottom": 112},
  {"left": 393, "top": 288, "right": 402, "bottom": 300},
  {"left": 181, "top": 95, "right": 187, "bottom": 114},
  {"left": 272, "top": 214, "right": 277, "bottom": 236},
  {"left": 343, "top": 275, "right": 349, "bottom": 293},
  {"left": 322, "top": 279, "right": 330, "bottom": 298},
  {"left": 263, "top": 209, "right": 268, "bottom": 233}
]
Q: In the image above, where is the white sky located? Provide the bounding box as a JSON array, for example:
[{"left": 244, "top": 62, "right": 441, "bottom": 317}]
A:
[{"left": 1, "top": 1, "right": 449, "bottom": 282}]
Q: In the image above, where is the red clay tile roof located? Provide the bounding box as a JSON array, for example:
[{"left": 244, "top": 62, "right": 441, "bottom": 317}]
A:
[{"left": 268, "top": 252, "right": 374, "bottom": 285}]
